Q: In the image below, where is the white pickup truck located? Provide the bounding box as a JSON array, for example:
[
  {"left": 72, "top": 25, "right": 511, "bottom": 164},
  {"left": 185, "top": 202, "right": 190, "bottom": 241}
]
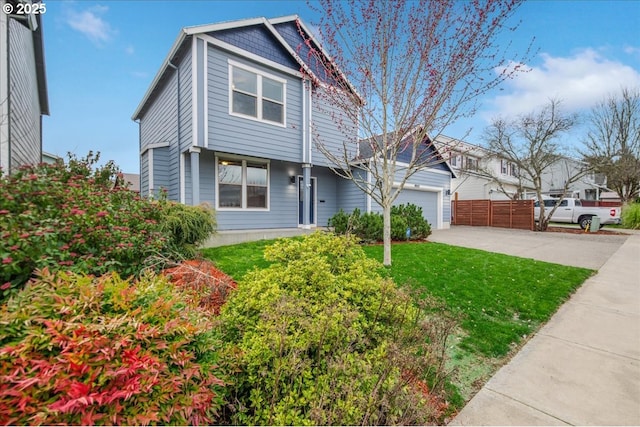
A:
[{"left": 534, "top": 198, "right": 621, "bottom": 229}]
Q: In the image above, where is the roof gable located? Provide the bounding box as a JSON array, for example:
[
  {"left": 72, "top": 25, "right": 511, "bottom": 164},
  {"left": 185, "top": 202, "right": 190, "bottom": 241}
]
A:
[
  {"left": 209, "top": 25, "right": 299, "bottom": 70},
  {"left": 133, "top": 15, "right": 358, "bottom": 121},
  {"left": 358, "top": 131, "right": 455, "bottom": 176}
]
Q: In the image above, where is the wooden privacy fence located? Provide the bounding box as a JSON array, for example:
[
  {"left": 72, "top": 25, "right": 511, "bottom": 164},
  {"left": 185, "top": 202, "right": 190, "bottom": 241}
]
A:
[{"left": 452, "top": 199, "right": 534, "bottom": 230}]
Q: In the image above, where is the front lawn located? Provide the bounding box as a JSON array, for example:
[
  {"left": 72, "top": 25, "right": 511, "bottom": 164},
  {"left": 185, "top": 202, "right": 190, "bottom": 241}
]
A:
[{"left": 203, "top": 237, "right": 594, "bottom": 403}]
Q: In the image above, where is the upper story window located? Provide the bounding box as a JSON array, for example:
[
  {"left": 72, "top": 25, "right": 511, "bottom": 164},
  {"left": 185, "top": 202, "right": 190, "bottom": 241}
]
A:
[
  {"left": 449, "top": 152, "right": 461, "bottom": 167},
  {"left": 465, "top": 157, "right": 478, "bottom": 171},
  {"left": 229, "top": 60, "right": 286, "bottom": 126}
]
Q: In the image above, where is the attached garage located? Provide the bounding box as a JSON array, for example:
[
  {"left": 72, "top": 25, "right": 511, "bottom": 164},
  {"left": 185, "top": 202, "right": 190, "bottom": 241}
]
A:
[{"left": 394, "top": 188, "right": 440, "bottom": 228}]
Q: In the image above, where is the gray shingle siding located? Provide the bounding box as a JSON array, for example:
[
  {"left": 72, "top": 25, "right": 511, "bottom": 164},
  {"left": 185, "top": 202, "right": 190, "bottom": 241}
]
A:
[
  {"left": 272, "top": 21, "right": 338, "bottom": 86},
  {"left": 8, "top": 18, "right": 41, "bottom": 170},
  {"left": 211, "top": 26, "right": 299, "bottom": 71},
  {"left": 206, "top": 47, "right": 303, "bottom": 162}
]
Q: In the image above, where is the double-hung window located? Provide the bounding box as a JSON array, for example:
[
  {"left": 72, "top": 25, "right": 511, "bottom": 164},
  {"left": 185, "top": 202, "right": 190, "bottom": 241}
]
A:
[
  {"left": 230, "top": 61, "right": 286, "bottom": 126},
  {"left": 217, "top": 157, "right": 269, "bottom": 210}
]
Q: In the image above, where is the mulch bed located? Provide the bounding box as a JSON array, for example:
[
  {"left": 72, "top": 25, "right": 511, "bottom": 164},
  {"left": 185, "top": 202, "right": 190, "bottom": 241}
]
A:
[{"left": 163, "top": 259, "right": 237, "bottom": 315}]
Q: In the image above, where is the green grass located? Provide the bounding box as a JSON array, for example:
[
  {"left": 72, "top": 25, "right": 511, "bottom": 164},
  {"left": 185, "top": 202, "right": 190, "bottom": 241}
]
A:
[
  {"left": 203, "top": 237, "right": 594, "bottom": 401},
  {"left": 205, "top": 239, "right": 593, "bottom": 358},
  {"left": 361, "top": 243, "right": 593, "bottom": 357},
  {"left": 202, "top": 239, "right": 277, "bottom": 277}
]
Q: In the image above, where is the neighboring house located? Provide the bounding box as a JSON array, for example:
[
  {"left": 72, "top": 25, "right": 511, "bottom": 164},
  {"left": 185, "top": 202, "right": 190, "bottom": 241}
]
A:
[
  {"left": 539, "top": 157, "right": 605, "bottom": 200},
  {"left": 42, "top": 151, "right": 61, "bottom": 164},
  {"left": 437, "top": 136, "right": 531, "bottom": 200},
  {"left": 132, "top": 15, "right": 454, "bottom": 231},
  {"left": 0, "top": 0, "right": 49, "bottom": 174},
  {"left": 121, "top": 173, "right": 140, "bottom": 193}
]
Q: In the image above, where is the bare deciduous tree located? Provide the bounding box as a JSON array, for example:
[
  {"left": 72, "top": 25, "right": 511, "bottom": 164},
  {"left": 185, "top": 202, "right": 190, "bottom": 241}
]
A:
[
  {"left": 483, "top": 99, "right": 585, "bottom": 231},
  {"left": 301, "top": 0, "right": 532, "bottom": 265},
  {"left": 582, "top": 87, "right": 640, "bottom": 203}
]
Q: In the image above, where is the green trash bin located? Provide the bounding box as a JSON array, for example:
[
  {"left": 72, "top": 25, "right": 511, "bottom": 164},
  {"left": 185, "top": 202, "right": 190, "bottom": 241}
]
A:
[{"left": 590, "top": 216, "right": 600, "bottom": 232}]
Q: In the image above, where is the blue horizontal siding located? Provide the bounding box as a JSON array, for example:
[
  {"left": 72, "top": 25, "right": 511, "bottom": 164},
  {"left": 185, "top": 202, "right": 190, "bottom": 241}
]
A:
[{"left": 206, "top": 47, "right": 304, "bottom": 163}]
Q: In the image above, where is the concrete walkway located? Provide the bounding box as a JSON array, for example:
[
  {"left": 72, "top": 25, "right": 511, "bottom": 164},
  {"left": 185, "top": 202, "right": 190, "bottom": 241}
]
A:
[{"left": 435, "top": 228, "right": 640, "bottom": 425}]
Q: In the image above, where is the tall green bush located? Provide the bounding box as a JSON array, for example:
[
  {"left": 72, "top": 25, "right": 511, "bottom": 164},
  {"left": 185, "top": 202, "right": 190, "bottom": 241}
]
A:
[
  {"left": 0, "top": 270, "right": 225, "bottom": 425},
  {"left": 0, "top": 153, "right": 216, "bottom": 301},
  {"left": 621, "top": 203, "right": 640, "bottom": 229},
  {"left": 216, "top": 232, "right": 453, "bottom": 425},
  {"left": 328, "top": 204, "right": 431, "bottom": 242}
]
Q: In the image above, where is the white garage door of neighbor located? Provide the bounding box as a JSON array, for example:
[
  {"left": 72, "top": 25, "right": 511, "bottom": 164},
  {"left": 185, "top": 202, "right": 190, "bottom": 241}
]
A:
[{"left": 394, "top": 189, "right": 439, "bottom": 227}]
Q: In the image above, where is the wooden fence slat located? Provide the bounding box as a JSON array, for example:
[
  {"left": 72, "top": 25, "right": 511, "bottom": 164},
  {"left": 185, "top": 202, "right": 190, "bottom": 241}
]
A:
[{"left": 452, "top": 199, "right": 534, "bottom": 230}]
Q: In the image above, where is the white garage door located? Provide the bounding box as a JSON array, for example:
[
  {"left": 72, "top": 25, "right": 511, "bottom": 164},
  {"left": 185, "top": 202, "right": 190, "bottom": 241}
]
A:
[{"left": 394, "top": 189, "right": 439, "bottom": 227}]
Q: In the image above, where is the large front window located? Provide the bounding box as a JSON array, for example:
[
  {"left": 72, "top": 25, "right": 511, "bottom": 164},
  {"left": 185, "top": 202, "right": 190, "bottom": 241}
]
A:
[
  {"left": 230, "top": 61, "right": 285, "bottom": 125},
  {"left": 217, "top": 157, "right": 269, "bottom": 209}
]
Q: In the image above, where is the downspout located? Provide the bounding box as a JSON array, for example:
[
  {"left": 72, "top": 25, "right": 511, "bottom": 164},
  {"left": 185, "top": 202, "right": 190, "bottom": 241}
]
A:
[
  {"left": 301, "top": 79, "right": 306, "bottom": 164},
  {"left": 168, "top": 60, "right": 181, "bottom": 203}
]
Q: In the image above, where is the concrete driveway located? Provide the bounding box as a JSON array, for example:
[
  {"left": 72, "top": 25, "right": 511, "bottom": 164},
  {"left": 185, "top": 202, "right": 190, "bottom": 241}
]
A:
[
  {"left": 430, "top": 226, "right": 640, "bottom": 426},
  {"left": 429, "top": 226, "right": 629, "bottom": 270}
]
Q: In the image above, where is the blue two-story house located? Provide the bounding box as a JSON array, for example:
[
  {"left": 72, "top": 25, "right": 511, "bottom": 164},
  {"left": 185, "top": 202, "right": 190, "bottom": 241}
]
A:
[{"left": 132, "top": 15, "right": 453, "bottom": 231}]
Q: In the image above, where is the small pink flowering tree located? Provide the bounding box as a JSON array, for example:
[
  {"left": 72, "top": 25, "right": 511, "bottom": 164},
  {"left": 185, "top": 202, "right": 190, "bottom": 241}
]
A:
[{"left": 301, "top": 0, "right": 533, "bottom": 265}]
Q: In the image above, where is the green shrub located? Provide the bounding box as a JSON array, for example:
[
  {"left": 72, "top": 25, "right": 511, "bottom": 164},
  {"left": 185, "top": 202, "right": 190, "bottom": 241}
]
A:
[
  {"left": 0, "top": 153, "right": 216, "bottom": 301},
  {"left": 0, "top": 270, "right": 225, "bottom": 425},
  {"left": 391, "top": 203, "right": 432, "bottom": 239},
  {"left": 357, "top": 211, "right": 383, "bottom": 241},
  {"left": 160, "top": 202, "right": 217, "bottom": 257},
  {"left": 328, "top": 203, "right": 431, "bottom": 242},
  {"left": 621, "top": 203, "right": 640, "bottom": 229},
  {"left": 327, "top": 208, "right": 350, "bottom": 235},
  {"left": 391, "top": 214, "right": 409, "bottom": 240},
  {"left": 216, "top": 232, "right": 453, "bottom": 425}
]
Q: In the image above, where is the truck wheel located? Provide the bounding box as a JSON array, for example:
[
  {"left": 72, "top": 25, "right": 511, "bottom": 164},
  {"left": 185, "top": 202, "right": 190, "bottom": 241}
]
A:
[{"left": 579, "top": 216, "right": 592, "bottom": 230}]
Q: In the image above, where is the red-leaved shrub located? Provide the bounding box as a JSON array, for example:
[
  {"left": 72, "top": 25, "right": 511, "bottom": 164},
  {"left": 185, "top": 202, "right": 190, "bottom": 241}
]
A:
[
  {"left": 163, "top": 259, "right": 236, "bottom": 315},
  {"left": 0, "top": 269, "right": 225, "bottom": 426}
]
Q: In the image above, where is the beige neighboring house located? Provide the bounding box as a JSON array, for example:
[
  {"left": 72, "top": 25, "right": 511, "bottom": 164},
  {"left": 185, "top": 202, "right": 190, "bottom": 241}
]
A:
[
  {"left": 0, "top": 0, "right": 49, "bottom": 174},
  {"left": 122, "top": 173, "right": 140, "bottom": 193},
  {"left": 435, "top": 135, "right": 532, "bottom": 200}
]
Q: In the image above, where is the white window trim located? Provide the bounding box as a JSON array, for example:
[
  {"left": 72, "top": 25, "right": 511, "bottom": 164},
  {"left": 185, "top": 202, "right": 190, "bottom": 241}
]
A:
[
  {"left": 215, "top": 155, "right": 270, "bottom": 211},
  {"left": 228, "top": 59, "right": 287, "bottom": 127}
]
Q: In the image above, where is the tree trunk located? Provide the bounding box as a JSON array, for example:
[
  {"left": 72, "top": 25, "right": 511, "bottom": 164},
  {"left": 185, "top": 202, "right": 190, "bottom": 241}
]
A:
[{"left": 383, "top": 203, "right": 392, "bottom": 266}]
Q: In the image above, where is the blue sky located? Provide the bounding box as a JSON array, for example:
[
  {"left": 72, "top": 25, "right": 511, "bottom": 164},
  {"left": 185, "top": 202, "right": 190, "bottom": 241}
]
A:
[{"left": 42, "top": 0, "right": 640, "bottom": 173}]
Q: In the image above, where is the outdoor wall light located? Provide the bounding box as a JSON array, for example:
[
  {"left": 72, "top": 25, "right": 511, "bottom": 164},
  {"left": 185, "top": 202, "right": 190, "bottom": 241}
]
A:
[{"left": 290, "top": 175, "right": 296, "bottom": 184}]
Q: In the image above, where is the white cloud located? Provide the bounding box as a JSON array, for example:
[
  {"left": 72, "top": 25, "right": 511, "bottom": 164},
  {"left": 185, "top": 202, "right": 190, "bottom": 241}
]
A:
[
  {"left": 623, "top": 45, "right": 640, "bottom": 57},
  {"left": 484, "top": 49, "right": 640, "bottom": 119},
  {"left": 66, "top": 5, "right": 115, "bottom": 44}
]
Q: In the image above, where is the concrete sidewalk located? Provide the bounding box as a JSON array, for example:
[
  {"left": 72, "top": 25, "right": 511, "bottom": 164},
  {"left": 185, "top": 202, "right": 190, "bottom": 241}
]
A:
[{"left": 448, "top": 231, "right": 640, "bottom": 426}]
